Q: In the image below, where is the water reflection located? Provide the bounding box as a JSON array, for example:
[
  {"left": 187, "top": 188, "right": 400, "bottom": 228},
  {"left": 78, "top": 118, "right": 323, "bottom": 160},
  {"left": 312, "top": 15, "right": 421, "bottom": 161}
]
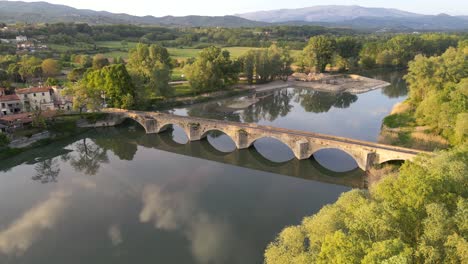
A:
[
  {"left": 181, "top": 88, "right": 360, "bottom": 124},
  {"left": 70, "top": 138, "right": 108, "bottom": 176},
  {"left": 140, "top": 184, "right": 235, "bottom": 264},
  {"left": 0, "top": 191, "right": 69, "bottom": 255},
  {"left": 359, "top": 70, "right": 408, "bottom": 98},
  {"left": 102, "top": 127, "right": 366, "bottom": 188},
  {"left": 32, "top": 158, "right": 60, "bottom": 184},
  {"left": 298, "top": 90, "right": 357, "bottom": 113}
]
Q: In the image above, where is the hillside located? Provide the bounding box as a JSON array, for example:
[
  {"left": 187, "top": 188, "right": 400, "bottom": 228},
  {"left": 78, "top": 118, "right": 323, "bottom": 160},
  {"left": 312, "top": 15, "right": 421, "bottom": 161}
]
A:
[
  {"left": 237, "top": 5, "right": 422, "bottom": 23},
  {"left": 0, "top": 1, "right": 267, "bottom": 27}
]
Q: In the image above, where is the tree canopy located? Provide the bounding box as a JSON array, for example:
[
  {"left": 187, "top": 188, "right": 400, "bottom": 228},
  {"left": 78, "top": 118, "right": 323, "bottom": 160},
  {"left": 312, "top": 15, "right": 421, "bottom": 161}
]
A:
[
  {"left": 403, "top": 41, "right": 467, "bottom": 145},
  {"left": 184, "top": 46, "right": 240, "bottom": 92},
  {"left": 239, "top": 44, "right": 292, "bottom": 84},
  {"left": 265, "top": 143, "right": 468, "bottom": 264},
  {"left": 127, "top": 43, "right": 173, "bottom": 98}
]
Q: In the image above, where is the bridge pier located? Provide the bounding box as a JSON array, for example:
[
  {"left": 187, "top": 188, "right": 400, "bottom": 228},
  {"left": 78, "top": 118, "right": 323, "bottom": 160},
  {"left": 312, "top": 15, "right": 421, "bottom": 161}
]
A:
[
  {"left": 292, "top": 140, "right": 310, "bottom": 160},
  {"left": 186, "top": 123, "right": 203, "bottom": 141},
  {"left": 234, "top": 130, "right": 250, "bottom": 149},
  {"left": 144, "top": 119, "right": 158, "bottom": 134},
  {"left": 354, "top": 151, "right": 376, "bottom": 171}
]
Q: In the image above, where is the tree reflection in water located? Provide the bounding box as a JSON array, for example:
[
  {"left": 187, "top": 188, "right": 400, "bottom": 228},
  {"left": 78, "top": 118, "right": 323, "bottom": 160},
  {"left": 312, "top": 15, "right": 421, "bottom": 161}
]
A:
[
  {"left": 297, "top": 90, "right": 358, "bottom": 113},
  {"left": 70, "top": 138, "right": 108, "bottom": 176},
  {"left": 243, "top": 89, "right": 294, "bottom": 123},
  {"left": 184, "top": 87, "right": 359, "bottom": 124},
  {"left": 33, "top": 158, "right": 60, "bottom": 184}
]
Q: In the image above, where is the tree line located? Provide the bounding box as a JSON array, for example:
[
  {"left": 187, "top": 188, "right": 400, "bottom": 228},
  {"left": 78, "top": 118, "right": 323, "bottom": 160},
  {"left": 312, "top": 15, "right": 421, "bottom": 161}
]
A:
[{"left": 296, "top": 34, "right": 465, "bottom": 73}]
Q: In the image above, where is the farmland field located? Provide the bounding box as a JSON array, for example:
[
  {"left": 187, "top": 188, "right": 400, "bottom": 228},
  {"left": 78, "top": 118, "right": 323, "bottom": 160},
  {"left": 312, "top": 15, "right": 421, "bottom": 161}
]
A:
[{"left": 94, "top": 41, "right": 300, "bottom": 60}]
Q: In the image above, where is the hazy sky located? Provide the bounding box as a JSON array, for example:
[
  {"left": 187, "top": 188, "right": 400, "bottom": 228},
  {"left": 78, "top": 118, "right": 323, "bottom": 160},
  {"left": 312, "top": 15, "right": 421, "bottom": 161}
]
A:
[{"left": 14, "top": 0, "right": 468, "bottom": 16}]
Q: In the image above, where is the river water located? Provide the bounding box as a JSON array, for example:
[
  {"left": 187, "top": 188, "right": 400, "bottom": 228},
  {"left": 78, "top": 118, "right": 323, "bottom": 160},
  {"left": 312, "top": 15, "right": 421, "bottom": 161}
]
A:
[{"left": 0, "top": 71, "right": 407, "bottom": 264}]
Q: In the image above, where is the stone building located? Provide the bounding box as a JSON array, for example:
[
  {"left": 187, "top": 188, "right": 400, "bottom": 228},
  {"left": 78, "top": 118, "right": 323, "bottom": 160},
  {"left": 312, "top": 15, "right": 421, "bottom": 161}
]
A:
[
  {"left": 16, "top": 87, "right": 55, "bottom": 111},
  {"left": 0, "top": 94, "right": 22, "bottom": 116}
]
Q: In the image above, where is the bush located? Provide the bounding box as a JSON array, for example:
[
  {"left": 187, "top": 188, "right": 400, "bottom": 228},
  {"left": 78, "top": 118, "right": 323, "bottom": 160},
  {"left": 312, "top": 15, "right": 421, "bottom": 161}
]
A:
[
  {"left": 382, "top": 113, "right": 415, "bottom": 128},
  {"left": 0, "top": 133, "right": 10, "bottom": 147}
]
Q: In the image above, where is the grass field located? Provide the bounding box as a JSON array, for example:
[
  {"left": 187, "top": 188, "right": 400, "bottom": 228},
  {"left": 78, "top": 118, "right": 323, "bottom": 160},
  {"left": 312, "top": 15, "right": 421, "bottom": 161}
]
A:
[
  {"left": 95, "top": 41, "right": 138, "bottom": 49},
  {"left": 94, "top": 41, "right": 301, "bottom": 61}
]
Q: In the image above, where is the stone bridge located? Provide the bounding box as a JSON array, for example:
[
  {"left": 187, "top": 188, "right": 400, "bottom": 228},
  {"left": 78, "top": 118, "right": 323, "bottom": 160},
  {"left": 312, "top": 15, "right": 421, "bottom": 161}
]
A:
[{"left": 103, "top": 108, "right": 429, "bottom": 171}]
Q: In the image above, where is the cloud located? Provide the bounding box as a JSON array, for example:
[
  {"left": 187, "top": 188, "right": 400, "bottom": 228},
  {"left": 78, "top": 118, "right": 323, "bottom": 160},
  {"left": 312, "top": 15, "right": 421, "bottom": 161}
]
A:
[
  {"left": 71, "top": 177, "right": 97, "bottom": 190},
  {"left": 139, "top": 184, "right": 194, "bottom": 230},
  {"left": 108, "top": 224, "right": 123, "bottom": 246},
  {"left": 0, "top": 191, "right": 69, "bottom": 255},
  {"left": 139, "top": 184, "right": 234, "bottom": 264}
]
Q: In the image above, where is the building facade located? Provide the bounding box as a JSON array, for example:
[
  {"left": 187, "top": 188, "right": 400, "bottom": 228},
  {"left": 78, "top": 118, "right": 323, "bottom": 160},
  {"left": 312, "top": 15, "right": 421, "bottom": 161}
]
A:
[
  {"left": 16, "top": 87, "right": 55, "bottom": 111},
  {"left": 0, "top": 94, "right": 22, "bottom": 116}
]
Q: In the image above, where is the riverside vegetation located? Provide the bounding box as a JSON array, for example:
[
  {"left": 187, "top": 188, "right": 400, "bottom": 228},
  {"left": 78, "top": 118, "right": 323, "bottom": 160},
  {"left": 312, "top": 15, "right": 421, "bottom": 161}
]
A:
[{"left": 264, "top": 40, "right": 467, "bottom": 264}]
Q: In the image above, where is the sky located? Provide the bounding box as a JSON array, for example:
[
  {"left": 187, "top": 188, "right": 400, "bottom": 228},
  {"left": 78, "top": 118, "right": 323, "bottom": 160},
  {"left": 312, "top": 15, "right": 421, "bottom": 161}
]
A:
[{"left": 13, "top": 0, "right": 468, "bottom": 16}]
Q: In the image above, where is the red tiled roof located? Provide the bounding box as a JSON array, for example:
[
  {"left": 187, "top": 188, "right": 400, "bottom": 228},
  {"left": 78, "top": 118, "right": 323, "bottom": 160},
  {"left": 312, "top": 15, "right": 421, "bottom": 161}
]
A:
[
  {"left": 0, "top": 110, "right": 57, "bottom": 123},
  {"left": 0, "top": 94, "right": 20, "bottom": 102},
  {"left": 16, "top": 87, "right": 51, "bottom": 94},
  {"left": 0, "top": 112, "right": 32, "bottom": 123}
]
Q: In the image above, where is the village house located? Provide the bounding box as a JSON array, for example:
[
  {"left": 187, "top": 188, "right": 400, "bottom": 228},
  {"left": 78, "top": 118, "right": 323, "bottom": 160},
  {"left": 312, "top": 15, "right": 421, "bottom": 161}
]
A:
[
  {"left": 0, "top": 111, "right": 56, "bottom": 131},
  {"left": 0, "top": 88, "right": 22, "bottom": 116},
  {"left": 16, "top": 87, "right": 55, "bottom": 111},
  {"left": 15, "top": 35, "right": 27, "bottom": 42}
]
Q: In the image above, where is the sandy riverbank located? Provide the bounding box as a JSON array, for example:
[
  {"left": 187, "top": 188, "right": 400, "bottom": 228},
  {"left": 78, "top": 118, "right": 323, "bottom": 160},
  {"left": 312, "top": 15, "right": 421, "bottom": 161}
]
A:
[
  {"left": 239, "top": 74, "right": 390, "bottom": 94},
  {"left": 292, "top": 74, "right": 390, "bottom": 94}
]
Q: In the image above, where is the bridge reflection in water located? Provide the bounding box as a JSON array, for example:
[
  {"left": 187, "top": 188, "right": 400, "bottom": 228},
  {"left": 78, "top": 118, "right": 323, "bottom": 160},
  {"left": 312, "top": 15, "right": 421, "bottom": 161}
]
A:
[{"left": 105, "top": 125, "right": 366, "bottom": 189}]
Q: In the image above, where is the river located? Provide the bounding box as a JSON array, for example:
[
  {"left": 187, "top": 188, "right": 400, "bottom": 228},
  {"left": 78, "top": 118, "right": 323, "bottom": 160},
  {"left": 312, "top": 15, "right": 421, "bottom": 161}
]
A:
[{"left": 0, "top": 71, "right": 407, "bottom": 264}]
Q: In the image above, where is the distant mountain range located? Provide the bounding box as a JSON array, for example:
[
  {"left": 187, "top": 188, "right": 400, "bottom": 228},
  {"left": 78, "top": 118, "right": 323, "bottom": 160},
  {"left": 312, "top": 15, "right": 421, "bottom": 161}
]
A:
[
  {"left": 0, "top": 1, "right": 467, "bottom": 31},
  {"left": 0, "top": 1, "right": 268, "bottom": 27},
  {"left": 237, "top": 5, "right": 468, "bottom": 31}
]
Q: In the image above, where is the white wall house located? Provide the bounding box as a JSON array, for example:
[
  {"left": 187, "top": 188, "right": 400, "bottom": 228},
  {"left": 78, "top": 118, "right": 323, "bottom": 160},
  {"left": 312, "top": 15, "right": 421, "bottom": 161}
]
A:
[
  {"left": 16, "top": 35, "right": 27, "bottom": 42},
  {"left": 16, "top": 87, "right": 55, "bottom": 111},
  {"left": 0, "top": 94, "right": 22, "bottom": 116}
]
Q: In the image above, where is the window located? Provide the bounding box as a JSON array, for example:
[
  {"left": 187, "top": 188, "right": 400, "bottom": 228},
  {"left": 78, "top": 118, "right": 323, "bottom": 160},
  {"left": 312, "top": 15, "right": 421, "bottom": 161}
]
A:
[
  {"left": 1, "top": 103, "right": 4, "bottom": 108},
  {"left": 33, "top": 93, "right": 36, "bottom": 97},
  {"left": 24, "top": 94, "right": 27, "bottom": 99},
  {"left": 42, "top": 93, "right": 45, "bottom": 96}
]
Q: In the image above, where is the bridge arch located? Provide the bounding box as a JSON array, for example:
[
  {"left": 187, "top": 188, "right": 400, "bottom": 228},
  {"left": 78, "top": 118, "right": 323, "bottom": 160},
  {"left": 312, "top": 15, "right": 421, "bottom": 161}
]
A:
[
  {"left": 200, "top": 129, "right": 237, "bottom": 153},
  {"left": 310, "top": 146, "right": 370, "bottom": 171},
  {"left": 119, "top": 115, "right": 154, "bottom": 134},
  {"left": 247, "top": 136, "right": 296, "bottom": 163},
  {"left": 157, "top": 123, "right": 189, "bottom": 144},
  {"left": 310, "top": 147, "right": 360, "bottom": 172}
]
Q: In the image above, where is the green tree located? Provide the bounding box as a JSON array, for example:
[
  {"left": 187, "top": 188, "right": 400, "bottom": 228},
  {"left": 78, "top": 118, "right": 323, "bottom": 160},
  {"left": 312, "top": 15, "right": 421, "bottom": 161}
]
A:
[
  {"left": 92, "top": 54, "right": 109, "bottom": 69},
  {"left": 301, "top": 35, "right": 336, "bottom": 73},
  {"left": 127, "top": 43, "right": 173, "bottom": 98},
  {"left": 82, "top": 64, "right": 135, "bottom": 108},
  {"left": 62, "top": 81, "right": 102, "bottom": 114},
  {"left": 265, "top": 144, "right": 468, "bottom": 264},
  {"left": 17, "top": 55, "right": 42, "bottom": 82},
  {"left": 41, "top": 58, "right": 61, "bottom": 77},
  {"left": 0, "top": 133, "right": 9, "bottom": 147},
  {"left": 403, "top": 44, "right": 467, "bottom": 145},
  {"left": 184, "top": 46, "right": 239, "bottom": 92},
  {"left": 239, "top": 44, "right": 292, "bottom": 84}
]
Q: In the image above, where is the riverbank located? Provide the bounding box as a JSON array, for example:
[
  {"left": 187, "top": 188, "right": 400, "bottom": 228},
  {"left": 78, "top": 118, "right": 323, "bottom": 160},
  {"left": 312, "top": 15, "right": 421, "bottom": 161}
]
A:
[
  {"left": 291, "top": 73, "right": 390, "bottom": 94},
  {"left": 0, "top": 113, "right": 109, "bottom": 160},
  {"left": 378, "top": 101, "right": 449, "bottom": 151},
  {"left": 241, "top": 74, "right": 390, "bottom": 94},
  {"left": 148, "top": 86, "right": 254, "bottom": 110}
]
